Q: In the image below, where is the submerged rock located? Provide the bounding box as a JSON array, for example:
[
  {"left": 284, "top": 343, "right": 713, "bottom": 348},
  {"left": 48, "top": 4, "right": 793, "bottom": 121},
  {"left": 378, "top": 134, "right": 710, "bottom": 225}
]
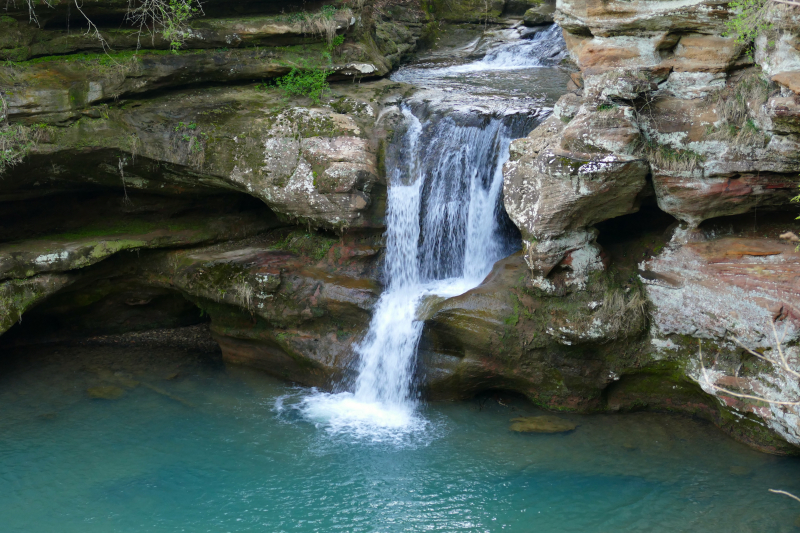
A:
[
  {"left": 86, "top": 385, "right": 124, "bottom": 400},
  {"left": 510, "top": 416, "right": 577, "bottom": 433}
]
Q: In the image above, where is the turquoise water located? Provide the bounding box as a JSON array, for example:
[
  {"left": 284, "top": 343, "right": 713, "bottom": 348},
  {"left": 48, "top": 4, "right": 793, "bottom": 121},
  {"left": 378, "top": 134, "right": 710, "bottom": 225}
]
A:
[{"left": 3, "top": 343, "right": 800, "bottom": 532}]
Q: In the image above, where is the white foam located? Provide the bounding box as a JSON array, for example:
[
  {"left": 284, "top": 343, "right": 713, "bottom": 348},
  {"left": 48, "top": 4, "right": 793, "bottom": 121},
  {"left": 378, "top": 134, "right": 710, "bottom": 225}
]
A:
[{"left": 299, "top": 392, "right": 427, "bottom": 441}]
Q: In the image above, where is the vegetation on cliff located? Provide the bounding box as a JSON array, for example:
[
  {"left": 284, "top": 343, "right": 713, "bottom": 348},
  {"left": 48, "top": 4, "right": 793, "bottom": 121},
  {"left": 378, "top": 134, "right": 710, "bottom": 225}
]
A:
[
  {"left": 0, "top": 122, "right": 49, "bottom": 175},
  {"left": 19, "top": 0, "right": 204, "bottom": 51},
  {"left": 724, "top": 0, "right": 774, "bottom": 53}
]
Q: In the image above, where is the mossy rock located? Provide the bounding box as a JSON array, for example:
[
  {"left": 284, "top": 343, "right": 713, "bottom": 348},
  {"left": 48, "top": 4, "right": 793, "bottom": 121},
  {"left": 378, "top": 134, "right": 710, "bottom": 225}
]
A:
[
  {"left": 522, "top": 5, "right": 555, "bottom": 26},
  {"left": 510, "top": 416, "right": 577, "bottom": 433}
]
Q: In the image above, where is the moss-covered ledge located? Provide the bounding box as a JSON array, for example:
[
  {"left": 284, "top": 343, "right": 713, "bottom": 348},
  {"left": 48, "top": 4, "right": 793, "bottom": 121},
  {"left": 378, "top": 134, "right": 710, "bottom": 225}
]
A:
[{"left": 2, "top": 81, "right": 411, "bottom": 229}]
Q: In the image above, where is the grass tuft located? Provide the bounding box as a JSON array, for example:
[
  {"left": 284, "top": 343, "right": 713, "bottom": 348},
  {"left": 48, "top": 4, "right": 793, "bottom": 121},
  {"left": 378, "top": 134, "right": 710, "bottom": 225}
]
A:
[
  {"left": 597, "top": 286, "right": 649, "bottom": 338},
  {"left": 706, "top": 72, "right": 771, "bottom": 148},
  {"left": 0, "top": 123, "right": 51, "bottom": 176},
  {"left": 637, "top": 137, "right": 705, "bottom": 172}
]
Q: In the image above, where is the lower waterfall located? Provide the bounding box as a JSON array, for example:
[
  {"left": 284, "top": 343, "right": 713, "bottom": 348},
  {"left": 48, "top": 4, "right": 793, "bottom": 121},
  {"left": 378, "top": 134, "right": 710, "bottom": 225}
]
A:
[{"left": 299, "top": 105, "right": 537, "bottom": 439}]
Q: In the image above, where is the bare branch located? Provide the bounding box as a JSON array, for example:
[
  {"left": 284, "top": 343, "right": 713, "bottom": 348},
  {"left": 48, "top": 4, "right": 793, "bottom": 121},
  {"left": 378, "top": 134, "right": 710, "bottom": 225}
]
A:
[
  {"left": 772, "top": 321, "right": 800, "bottom": 379},
  {"left": 23, "top": 0, "right": 53, "bottom": 27},
  {"left": 731, "top": 323, "right": 800, "bottom": 381},
  {"left": 71, "top": 0, "right": 110, "bottom": 52},
  {"left": 698, "top": 341, "right": 800, "bottom": 406},
  {"left": 731, "top": 336, "right": 782, "bottom": 367}
]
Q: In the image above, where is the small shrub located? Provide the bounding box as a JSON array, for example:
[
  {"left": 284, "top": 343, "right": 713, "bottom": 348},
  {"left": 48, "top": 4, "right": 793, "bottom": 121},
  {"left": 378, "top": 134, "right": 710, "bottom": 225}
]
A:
[
  {"left": 330, "top": 34, "right": 346, "bottom": 51},
  {"left": 257, "top": 5, "right": 347, "bottom": 103},
  {"left": 276, "top": 67, "right": 333, "bottom": 104},
  {"left": 321, "top": 5, "right": 338, "bottom": 19},
  {"left": 724, "top": 0, "right": 773, "bottom": 56},
  {"left": 125, "top": 0, "right": 204, "bottom": 52}
]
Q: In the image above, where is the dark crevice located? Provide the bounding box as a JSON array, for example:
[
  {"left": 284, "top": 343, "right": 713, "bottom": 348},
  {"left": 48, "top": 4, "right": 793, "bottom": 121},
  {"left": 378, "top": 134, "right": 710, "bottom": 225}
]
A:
[{"left": 595, "top": 198, "right": 678, "bottom": 275}]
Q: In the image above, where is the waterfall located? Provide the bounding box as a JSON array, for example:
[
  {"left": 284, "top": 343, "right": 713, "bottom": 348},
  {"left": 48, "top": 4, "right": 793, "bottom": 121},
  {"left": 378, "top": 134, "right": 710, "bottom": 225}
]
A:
[
  {"left": 352, "top": 107, "right": 529, "bottom": 403},
  {"left": 299, "top": 106, "right": 534, "bottom": 439},
  {"left": 298, "top": 27, "right": 562, "bottom": 440},
  {"left": 474, "top": 24, "right": 567, "bottom": 70}
]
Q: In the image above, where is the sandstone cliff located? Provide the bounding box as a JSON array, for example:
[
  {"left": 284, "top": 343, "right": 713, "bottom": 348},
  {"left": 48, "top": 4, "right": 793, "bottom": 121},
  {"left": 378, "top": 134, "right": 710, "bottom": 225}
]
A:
[{"left": 497, "top": 0, "right": 800, "bottom": 452}]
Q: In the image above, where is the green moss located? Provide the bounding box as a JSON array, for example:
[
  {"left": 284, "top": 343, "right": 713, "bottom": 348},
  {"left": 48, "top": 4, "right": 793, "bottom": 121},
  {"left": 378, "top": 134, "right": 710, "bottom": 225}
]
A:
[
  {"left": 0, "top": 277, "right": 62, "bottom": 333},
  {"left": 556, "top": 156, "right": 588, "bottom": 173},
  {"left": 193, "top": 262, "right": 251, "bottom": 294},
  {"left": 638, "top": 137, "right": 705, "bottom": 172},
  {"left": 13, "top": 50, "right": 150, "bottom": 67},
  {"left": 504, "top": 300, "right": 520, "bottom": 326},
  {"left": 272, "top": 229, "right": 337, "bottom": 261}
]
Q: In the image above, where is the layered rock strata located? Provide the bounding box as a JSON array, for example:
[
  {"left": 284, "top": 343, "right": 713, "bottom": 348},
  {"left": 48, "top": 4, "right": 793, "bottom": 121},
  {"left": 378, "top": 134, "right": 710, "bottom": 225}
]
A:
[
  {"left": 0, "top": 0, "right": 417, "bottom": 388},
  {"left": 500, "top": 0, "right": 800, "bottom": 451}
]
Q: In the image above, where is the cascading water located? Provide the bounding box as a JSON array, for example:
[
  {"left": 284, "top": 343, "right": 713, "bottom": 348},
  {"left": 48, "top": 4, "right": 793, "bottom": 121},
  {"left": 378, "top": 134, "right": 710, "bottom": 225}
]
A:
[
  {"left": 297, "top": 27, "right": 562, "bottom": 440},
  {"left": 444, "top": 24, "right": 568, "bottom": 73},
  {"left": 353, "top": 108, "right": 534, "bottom": 399}
]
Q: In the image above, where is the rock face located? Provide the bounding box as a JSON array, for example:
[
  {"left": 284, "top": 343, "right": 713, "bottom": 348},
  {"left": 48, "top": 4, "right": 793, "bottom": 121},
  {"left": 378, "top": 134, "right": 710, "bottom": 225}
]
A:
[
  {"left": 0, "top": 1, "right": 418, "bottom": 386},
  {"left": 3, "top": 82, "right": 407, "bottom": 229},
  {"left": 0, "top": 77, "right": 400, "bottom": 386},
  {"left": 504, "top": 109, "right": 648, "bottom": 280},
  {"left": 0, "top": 3, "right": 420, "bottom": 123},
  {"left": 500, "top": 0, "right": 800, "bottom": 452}
]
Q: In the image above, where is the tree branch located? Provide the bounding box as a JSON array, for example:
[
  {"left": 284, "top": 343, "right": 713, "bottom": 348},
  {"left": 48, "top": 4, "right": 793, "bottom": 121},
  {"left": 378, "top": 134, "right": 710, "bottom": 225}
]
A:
[
  {"left": 698, "top": 340, "right": 800, "bottom": 406},
  {"left": 770, "top": 489, "right": 800, "bottom": 504}
]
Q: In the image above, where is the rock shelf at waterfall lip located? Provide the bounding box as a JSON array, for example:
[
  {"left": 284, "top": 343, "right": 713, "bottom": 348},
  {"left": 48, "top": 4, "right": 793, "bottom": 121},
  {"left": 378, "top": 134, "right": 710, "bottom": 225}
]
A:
[
  {"left": 275, "top": 390, "right": 433, "bottom": 446},
  {"left": 390, "top": 24, "right": 570, "bottom": 104}
]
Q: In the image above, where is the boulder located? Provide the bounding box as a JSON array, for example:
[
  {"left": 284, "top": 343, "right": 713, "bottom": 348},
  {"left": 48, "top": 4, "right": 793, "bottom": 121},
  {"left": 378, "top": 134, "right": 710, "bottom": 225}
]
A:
[{"left": 504, "top": 109, "right": 648, "bottom": 278}]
